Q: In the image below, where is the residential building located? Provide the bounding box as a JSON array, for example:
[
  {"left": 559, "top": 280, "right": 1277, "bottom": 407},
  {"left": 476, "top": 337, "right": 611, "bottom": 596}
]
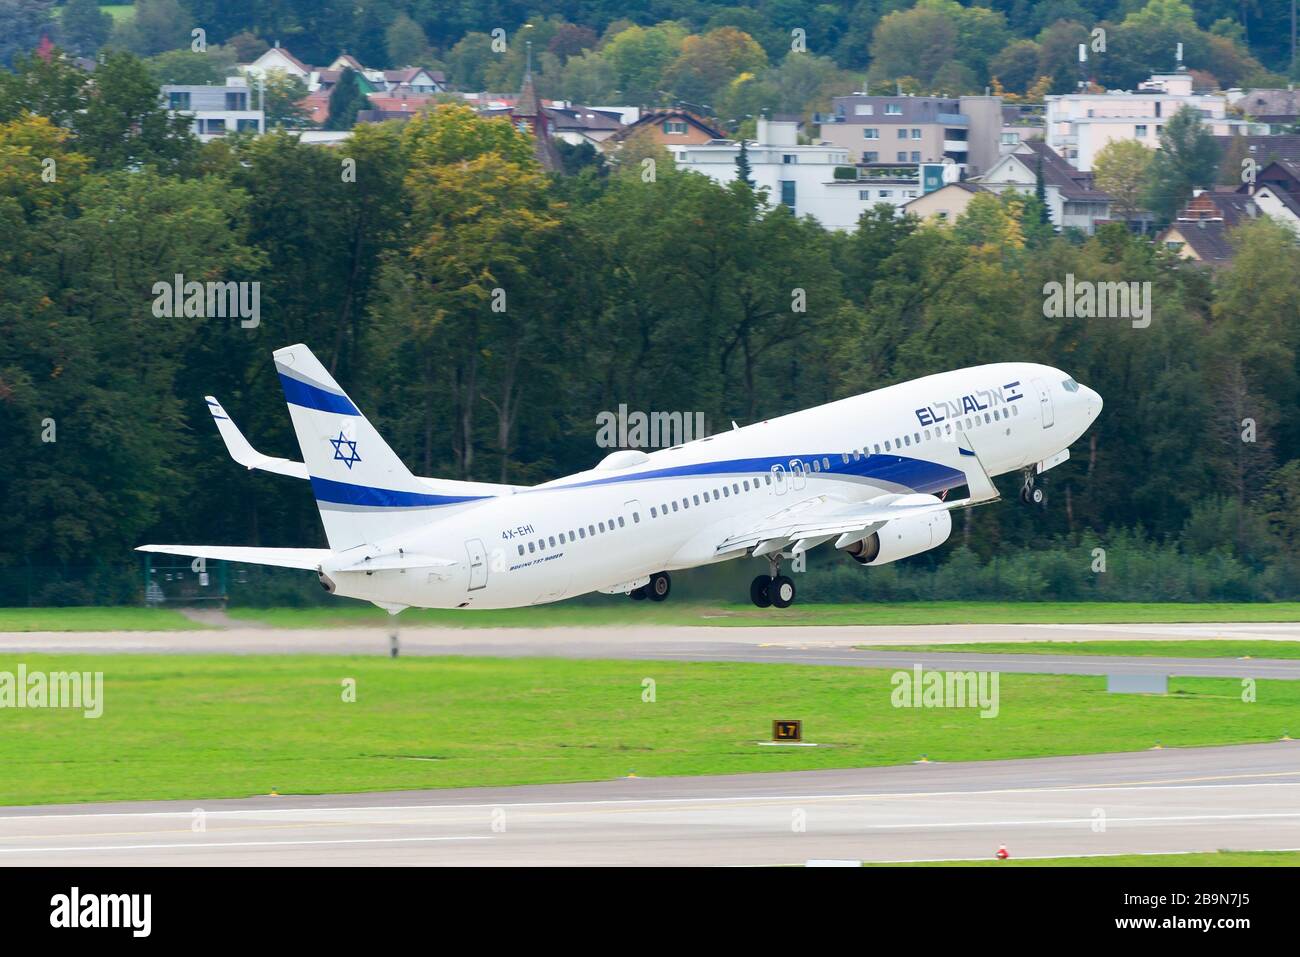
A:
[
  {"left": 976, "top": 139, "right": 1112, "bottom": 234},
  {"left": 670, "top": 118, "right": 901, "bottom": 229},
  {"left": 1046, "top": 69, "right": 1262, "bottom": 171},
  {"left": 818, "top": 94, "right": 1003, "bottom": 176},
  {"left": 1228, "top": 88, "right": 1300, "bottom": 133},
  {"left": 1154, "top": 189, "right": 1291, "bottom": 267},
  {"left": 900, "top": 181, "right": 990, "bottom": 223},
  {"left": 162, "top": 77, "right": 264, "bottom": 141},
  {"left": 608, "top": 109, "right": 727, "bottom": 149},
  {"left": 241, "top": 44, "right": 311, "bottom": 82}
]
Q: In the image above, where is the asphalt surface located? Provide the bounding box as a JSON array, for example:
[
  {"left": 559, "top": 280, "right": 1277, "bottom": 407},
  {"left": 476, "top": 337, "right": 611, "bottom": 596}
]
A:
[
  {"left": 4, "top": 621, "right": 1300, "bottom": 678},
  {"left": 3, "top": 743, "right": 1298, "bottom": 865}
]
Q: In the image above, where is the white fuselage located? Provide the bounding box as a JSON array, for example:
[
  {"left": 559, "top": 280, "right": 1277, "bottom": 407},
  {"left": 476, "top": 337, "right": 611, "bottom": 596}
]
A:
[{"left": 319, "top": 362, "right": 1101, "bottom": 609}]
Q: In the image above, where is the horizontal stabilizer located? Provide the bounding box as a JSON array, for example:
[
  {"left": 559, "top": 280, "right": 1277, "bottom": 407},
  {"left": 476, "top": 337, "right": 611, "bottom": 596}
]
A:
[{"left": 136, "top": 544, "right": 333, "bottom": 570}]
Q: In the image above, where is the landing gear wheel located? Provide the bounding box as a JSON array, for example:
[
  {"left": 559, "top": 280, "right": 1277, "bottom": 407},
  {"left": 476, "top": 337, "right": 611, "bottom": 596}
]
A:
[
  {"left": 629, "top": 586, "right": 647, "bottom": 600},
  {"left": 771, "top": 575, "right": 795, "bottom": 609},
  {"left": 749, "top": 575, "right": 772, "bottom": 608},
  {"left": 1020, "top": 468, "right": 1040, "bottom": 506},
  {"left": 647, "top": 571, "right": 671, "bottom": 602}
]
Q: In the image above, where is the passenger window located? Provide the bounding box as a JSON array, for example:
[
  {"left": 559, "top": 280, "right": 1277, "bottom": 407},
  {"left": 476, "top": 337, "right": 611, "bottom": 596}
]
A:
[
  {"left": 618, "top": 516, "right": 625, "bottom": 528},
  {"left": 528, "top": 542, "right": 535, "bottom": 553},
  {"left": 682, "top": 498, "right": 689, "bottom": 509},
  {"left": 578, "top": 528, "right": 585, "bottom": 539},
  {"left": 884, "top": 440, "right": 891, "bottom": 450},
  {"left": 517, "top": 545, "right": 524, "bottom": 556},
  {"left": 743, "top": 481, "right": 750, "bottom": 491},
  {"left": 672, "top": 502, "right": 678, "bottom": 512},
  {"left": 1012, "top": 405, "right": 1018, "bottom": 416},
  {"left": 913, "top": 433, "right": 920, "bottom": 443},
  {"left": 588, "top": 524, "right": 595, "bottom": 535},
  {"left": 558, "top": 533, "right": 565, "bottom": 544},
  {"left": 598, "top": 522, "right": 606, "bottom": 533},
  {"left": 722, "top": 486, "right": 729, "bottom": 497},
  {"left": 548, "top": 536, "right": 556, "bottom": 547},
  {"left": 984, "top": 413, "right": 991, "bottom": 424},
  {"left": 732, "top": 483, "right": 740, "bottom": 494},
  {"left": 651, "top": 507, "right": 658, "bottom": 518},
  {"left": 812, "top": 460, "right": 820, "bottom": 473},
  {"left": 569, "top": 530, "right": 576, "bottom": 540},
  {"left": 661, "top": 503, "right": 668, "bottom": 514},
  {"left": 904, "top": 435, "right": 911, "bottom": 446},
  {"left": 633, "top": 513, "right": 639, "bottom": 523},
  {"left": 703, "top": 491, "right": 711, "bottom": 502},
  {"left": 765, "top": 475, "right": 772, "bottom": 486},
  {"left": 873, "top": 444, "right": 880, "bottom": 454}
]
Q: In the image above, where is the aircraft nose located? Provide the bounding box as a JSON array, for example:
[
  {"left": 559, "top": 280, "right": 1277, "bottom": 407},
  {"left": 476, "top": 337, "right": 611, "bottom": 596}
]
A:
[{"left": 1081, "top": 384, "right": 1102, "bottom": 418}]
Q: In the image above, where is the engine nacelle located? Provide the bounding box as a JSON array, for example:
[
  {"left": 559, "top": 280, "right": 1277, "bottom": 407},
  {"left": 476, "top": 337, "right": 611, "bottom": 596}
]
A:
[{"left": 842, "top": 497, "right": 952, "bottom": 566}]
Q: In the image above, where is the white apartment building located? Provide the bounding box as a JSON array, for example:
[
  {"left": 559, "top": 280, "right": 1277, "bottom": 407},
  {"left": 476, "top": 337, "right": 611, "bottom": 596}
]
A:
[
  {"left": 162, "top": 77, "right": 264, "bottom": 141},
  {"left": 669, "top": 119, "right": 919, "bottom": 229},
  {"left": 1045, "top": 70, "right": 1261, "bottom": 171}
]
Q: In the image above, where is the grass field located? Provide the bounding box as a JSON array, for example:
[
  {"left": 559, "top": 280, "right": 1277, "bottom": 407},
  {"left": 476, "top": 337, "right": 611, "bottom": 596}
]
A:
[
  {"left": 2, "top": 654, "right": 1296, "bottom": 806},
  {"left": 0, "top": 607, "right": 207, "bottom": 632},
  {"left": 866, "top": 851, "right": 1300, "bottom": 866},
  {"left": 872, "top": 641, "right": 1300, "bottom": 659},
  {"left": 5, "top": 601, "right": 1300, "bottom": 632}
]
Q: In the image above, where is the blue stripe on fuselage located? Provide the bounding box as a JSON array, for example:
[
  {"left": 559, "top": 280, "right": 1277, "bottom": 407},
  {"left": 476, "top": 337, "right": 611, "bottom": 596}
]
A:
[
  {"left": 278, "top": 373, "right": 360, "bottom": 415},
  {"left": 311, "top": 476, "right": 488, "bottom": 508},
  {"left": 554, "top": 453, "right": 964, "bottom": 496}
]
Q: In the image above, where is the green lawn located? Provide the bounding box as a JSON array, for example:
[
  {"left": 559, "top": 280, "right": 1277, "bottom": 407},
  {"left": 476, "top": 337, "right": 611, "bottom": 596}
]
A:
[
  {"left": 227, "top": 601, "right": 1300, "bottom": 629},
  {"left": 5, "top": 602, "right": 1300, "bottom": 631},
  {"left": 871, "top": 641, "right": 1300, "bottom": 659},
  {"left": 2, "top": 654, "right": 1296, "bottom": 806},
  {"left": 866, "top": 851, "right": 1300, "bottom": 866},
  {"left": 0, "top": 607, "right": 207, "bottom": 632}
]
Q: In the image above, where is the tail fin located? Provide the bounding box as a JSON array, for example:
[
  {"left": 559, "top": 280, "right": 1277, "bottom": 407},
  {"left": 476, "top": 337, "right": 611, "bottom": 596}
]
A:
[{"left": 274, "top": 344, "right": 483, "bottom": 550}]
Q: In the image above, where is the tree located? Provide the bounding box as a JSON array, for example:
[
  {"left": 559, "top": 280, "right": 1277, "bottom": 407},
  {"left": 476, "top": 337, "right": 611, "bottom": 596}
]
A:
[
  {"left": 60, "top": 0, "right": 113, "bottom": 56},
  {"left": 146, "top": 46, "right": 239, "bottom": 85},
  {"left": 113, "top": 0, "right": 192, "bottom": 57},
  {"left": 75, "top": 51, "right": 197, "bottom": 172},
  {"left": 325, "top": 67, "right": 364, "bottom": 131},
  {"left": 735, "top": 138, "right": 754, "bottom": 187},
  {"left": 0, "top": 0, "right": 55, "bottom": 68},
  {"left": 385, "top": 12, "right": 429, "bottom": 68},
  {"left": 663, "top": 27, "right": 768, "bottom": 105},
  {"left": 1143, "top": 106, "right": 1221, "bottom": 222},
  {"left": 1093, "top": 139, "right": 1154, "bottom": 225},
  {"left": 261, "top": 69, "right": 309, "bottom": 129}
]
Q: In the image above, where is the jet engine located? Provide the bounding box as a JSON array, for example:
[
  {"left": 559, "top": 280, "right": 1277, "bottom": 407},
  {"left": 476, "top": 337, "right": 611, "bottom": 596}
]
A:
[{"left": 842, "top": 500, "right": 952, "bottom": 566}]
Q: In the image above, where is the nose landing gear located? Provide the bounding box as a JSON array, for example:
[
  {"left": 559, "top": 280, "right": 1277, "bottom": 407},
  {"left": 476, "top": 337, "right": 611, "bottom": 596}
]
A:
[{"left": 1020, "top": 468, "right": 1046, "bottom": 506}]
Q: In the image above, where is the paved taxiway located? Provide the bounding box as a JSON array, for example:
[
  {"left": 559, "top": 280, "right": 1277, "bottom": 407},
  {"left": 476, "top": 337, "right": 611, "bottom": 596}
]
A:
[
  {"left": 2, "top": 743, "right": 1297, "bottom": 865},
  {"left": 4, "top": 621, "right": 1300, "bottom": 678}
]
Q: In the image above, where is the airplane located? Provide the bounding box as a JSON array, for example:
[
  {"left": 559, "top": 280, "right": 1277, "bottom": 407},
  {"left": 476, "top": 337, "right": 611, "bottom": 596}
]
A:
[{"left": 138, "top": 344, "right": 1102, "bottom": 611}]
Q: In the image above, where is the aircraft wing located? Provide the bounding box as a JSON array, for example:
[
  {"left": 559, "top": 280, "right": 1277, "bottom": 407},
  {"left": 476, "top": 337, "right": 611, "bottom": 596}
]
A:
[
  {"left": 206, "top": 396, "right": 310, "bottom": 479},
  {"left": 715, "top": 442, "right": 1001, "bottom": 557},
  {"left": 136, "top": 544, "right": 334, "bottom": 570}
]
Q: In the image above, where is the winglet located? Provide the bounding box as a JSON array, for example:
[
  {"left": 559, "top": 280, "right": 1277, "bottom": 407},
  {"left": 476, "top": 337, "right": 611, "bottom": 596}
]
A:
[{"left": 205, "top": 396, "right": 309, "bottom": 480}]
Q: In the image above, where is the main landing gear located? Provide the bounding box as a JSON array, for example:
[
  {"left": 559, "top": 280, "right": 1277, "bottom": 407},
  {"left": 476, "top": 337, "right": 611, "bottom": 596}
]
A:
[
  {"left": 1019, "top": 467, "right": 1046, "bottom": 507},
  {"left": 750, "top": 554, "right": 796, "bottom": 609},
  {"left": 630, "top": 571, "right": 671, "bottom": 602}
]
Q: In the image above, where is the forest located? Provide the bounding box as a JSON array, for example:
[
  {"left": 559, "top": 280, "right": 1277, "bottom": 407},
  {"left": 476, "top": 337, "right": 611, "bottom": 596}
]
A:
[{"left": 1, "top": 46, "right": 1298, "bottom": 605}]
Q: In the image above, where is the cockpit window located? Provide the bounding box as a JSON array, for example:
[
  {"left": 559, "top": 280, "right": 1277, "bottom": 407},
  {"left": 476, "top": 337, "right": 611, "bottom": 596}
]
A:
[{"left": 1062, "top": 378, "right": 1080, "bottom": 393}]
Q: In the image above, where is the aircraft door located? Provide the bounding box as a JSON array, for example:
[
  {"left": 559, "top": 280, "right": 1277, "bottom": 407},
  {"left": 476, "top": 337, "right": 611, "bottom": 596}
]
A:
[
  {"left": 789, "top": 459, "right": 807, "bottom": 491},
  {"left": 770, "top": 463, "right": 788, "bottom": 495},
  {"left": 465, "top": 538, "right": 488, "bottom": 590},
  {"left": 1033, "top": 379, "right": 1055, "bottom": 428}
]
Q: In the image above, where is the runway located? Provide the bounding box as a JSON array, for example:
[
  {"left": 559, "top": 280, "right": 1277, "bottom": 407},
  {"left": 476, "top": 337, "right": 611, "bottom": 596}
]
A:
[
  {"left": 2, "top": 743, "right": 1298, "bottom": 866},
  {"left": 4, "top": 621, "right": 1300, "bottom": 678}
]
